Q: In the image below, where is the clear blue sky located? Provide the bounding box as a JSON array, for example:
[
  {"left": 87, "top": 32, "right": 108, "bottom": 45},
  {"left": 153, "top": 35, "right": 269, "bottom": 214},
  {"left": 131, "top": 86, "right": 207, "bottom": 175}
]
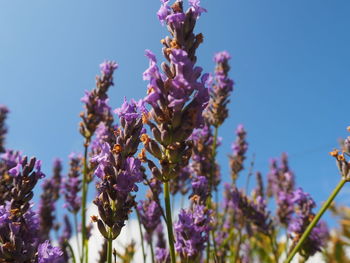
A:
[{"left": 1, "top": 0, "right": 350, "bottom": 224}]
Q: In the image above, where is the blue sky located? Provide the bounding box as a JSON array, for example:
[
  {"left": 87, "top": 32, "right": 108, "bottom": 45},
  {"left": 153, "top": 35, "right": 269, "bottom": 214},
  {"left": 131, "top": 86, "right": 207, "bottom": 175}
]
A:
[{"left": 1, "top": 0, "right": 350, "bottom": 225}]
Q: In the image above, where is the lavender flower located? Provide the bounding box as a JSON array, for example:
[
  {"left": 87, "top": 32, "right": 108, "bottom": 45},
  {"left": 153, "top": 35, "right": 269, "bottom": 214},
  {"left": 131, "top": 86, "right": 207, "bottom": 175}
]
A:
[
  {"left": 141, "top": 1, "right": 210, "bottom": 187},
  {"left": 288, "top": 188, "right": 329, "bottom": 258},
  {"left": 62, "top": 153, "right": 82, "bottom": 214},
  {"left": 38, "top": 159, "right": 63, "bottom": 242},
  {"left": 80, "top": 61, "right": 118, "bottom": 141},
  {"left": 155, "top": 224, "right": 170, "bottom": 263},
  {"left": 174, "top": 204, "right": 212, "bottom": 260},
  {"left": 267, "top": 153, "right": 295, "bottom": 225},
  {"left": 157, "top": 0, "right": 206, "bottom": 62},
  {"left": 190, "top": 124, "right": 221, "bottom": 197},
  {"left": 229, "top": 124, "right": 248, "bottom": 182},
  {"left": 37, "top": 240, "right": 64, "bottom": 263},
  {"left": 204, "top": 51, "right": 234, "bottom": 127},
  {"left": 92, "top": 98, "right": 144, "bottom": 240},
  {"left": 0, "top": 105, "right": 9, "bottom": 153},
  {"left": 137, "top": 200, "right": 162, "bottom": 243},
  {"left": 225, "top": 184, "right": 273, "bottom": 235},
  {"left": 170, "top": 166, "right": 191, "bottom": 195},
  {"left": 0, "top": 149, "right": 22, "bottom": 205},
  {"left": 0, "top": 155, "right": 45, "bottom": 261},
  {"left": 58, "top": 215, "right": 72, "bottom": 261}
]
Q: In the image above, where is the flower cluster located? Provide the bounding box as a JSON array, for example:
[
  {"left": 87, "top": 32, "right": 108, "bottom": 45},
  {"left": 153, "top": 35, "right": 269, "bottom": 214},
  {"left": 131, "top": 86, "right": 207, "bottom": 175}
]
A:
[
  {"left": 229, "top": 124, "right": 248, "bottom": 182},
  {"left": 288, "top": 188, "right": 329, "bottom": 258},
  {"left": 0, "top": 1, "right": 340, "bottom": 263},
  {"left": 80, "top": 61, "right": 118, "bottom": 141},
  {"left": 204, "top": 51, "right": 234, "bottom": 127},
  {"left": 38, "top": 159, "right": 62, "bottom": 242},
  {"left": 92, "top": 99, "right": 144, "bottom": 240},
  {"left": 62, "top": 153, "right": 82, "bottom": 214},
  {"left": 174, "top": 204, "right": 212, "bottom": 260}
]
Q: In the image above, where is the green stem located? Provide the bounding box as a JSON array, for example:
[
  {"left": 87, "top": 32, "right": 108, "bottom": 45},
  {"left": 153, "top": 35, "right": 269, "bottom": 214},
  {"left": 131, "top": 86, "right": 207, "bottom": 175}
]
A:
[
  {"left": 150, "top": 237, "right": 155, "bottom": 263},
  {"left": 206, "top": 126, "right": 219, "bottom": 263},
  {"left": 66, "top": 241, "right": 77, "bottom": 263},
  {"left": 136, "top": 210, "right": 147, "bottom": 263},
  {"left": 285, "top": 178, "right": 347, "bottom": 263},
  {"left": 206, "top": 235, "right": 210, "bottom": 263},
  {"left": 233, "top": 231, "right": 242, "bottom": 263},
  {"left": 74, "top": 213, "right": 81, "bottom": 261},
  {"left": 81, "top": 142, "right": 89, "bottom": 263},
  {"left": 107, "top": 238, "right": 113, "bottom": 263},
  {"left": 269, "top": 234, "right": 279, "bottom": 263},
  {"left": 164, "top": 181, "right": 176, "bottom": 263},
  {"left": 85, "top": 239, "right": 89, "bottom": 263}
]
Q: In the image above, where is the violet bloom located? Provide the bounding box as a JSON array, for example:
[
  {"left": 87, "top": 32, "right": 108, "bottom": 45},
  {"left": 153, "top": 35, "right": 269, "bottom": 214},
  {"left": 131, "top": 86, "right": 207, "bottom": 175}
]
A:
[
  {"left": 229, "top": 124, "right": 248, "bottom": 181},
  {"left": 174, "top": 204, "right": 212, "bottom": 260},
  {"left": 137, "top": 200, "right": 162, "bottom": 242},
  {"left": 0, "top": 105, "right": 9, "bottom": 153},
  {"left": 0, "top": 155, "right": 45, "bottom": 261},
  {"left": 225, "top": 185, "right": 273, "bottom": 235},
  {"left": 155, "top": 224, "right": 170, "bottom": 263},
  {"left": 190, "top": 124, "right": 221, "bottom": 199},
  {"left": 170, "top": 166, "right": 191, "bottom": 196},
  {"left": 288, "top": 188, "right": 329, "bottom": 258},
  {"left": 189, "top": 0, "right": 207, "bottom": 18},
  {"left": 62, "top": 153, "right": 82, "bottom": 214},
  {"left": 93, "top": 98, "right": 144, "bottom": 240},
  {"left": 0, "top": 149, "right": 22, "bottom": 205},
  {"left": 80, "top": 60, "right": 117, "bottom": 141},
  {"left": 267, "top": 153, "right": 295, "bottom": 225},
  {"left": 38, "top": 159, "right": 63, "bottom": 242},
  {"left": 204, "top": 51, "right": 234, "bottom": 127},
  {"left": 100, "top": 60, "right": 118, "bottom": 77},
  {"left": 37, "top": 240, "right": 64, "bottom": 263},
  {"left": 141, "top": 0, "right": 210, "bottom": 184}
]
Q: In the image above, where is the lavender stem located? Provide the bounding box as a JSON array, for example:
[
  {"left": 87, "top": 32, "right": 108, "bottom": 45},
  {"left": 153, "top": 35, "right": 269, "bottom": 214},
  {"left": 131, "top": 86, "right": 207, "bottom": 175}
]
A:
[
  {"left": 164, "top": 181, "right": 176, "bottom": 263},
  {"left": 136, "top": 209, "right": 147, "bottom": 263},
  {"left": 81, "top": 142, "right": 89, "bottom": 263},
  {"left": 285, "top": 178, "right": 347, "bottom": 263}
]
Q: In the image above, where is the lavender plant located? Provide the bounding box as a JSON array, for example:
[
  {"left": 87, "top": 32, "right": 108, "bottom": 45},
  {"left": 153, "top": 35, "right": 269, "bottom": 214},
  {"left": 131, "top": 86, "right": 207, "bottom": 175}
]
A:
[{"left": 0, "top": 1, "right": 348, "bottom": 263}]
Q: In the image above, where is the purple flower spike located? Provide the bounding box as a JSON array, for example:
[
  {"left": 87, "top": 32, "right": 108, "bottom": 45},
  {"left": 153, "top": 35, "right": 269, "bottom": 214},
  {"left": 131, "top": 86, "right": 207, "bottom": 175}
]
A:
[
  {"left": 213, "top": 51, "right": 231, "bottom": 63},
  {"left": 62, "top": 153, "right": 82, "bottom": 214},
  {"left": 174, "top": 204, "right": 212, "bottom": 260},
  {"left": 204, "top": 50, "right": 234, "bottom": 127},
  {"left": 229, "top": 124, "right": 248, "bottom": 181},
  {"left": 100, "top": 60, "right": 118, "bottom": 76},
  {"left": 38, "top": 240, "right": 64, "bottom": 263}
]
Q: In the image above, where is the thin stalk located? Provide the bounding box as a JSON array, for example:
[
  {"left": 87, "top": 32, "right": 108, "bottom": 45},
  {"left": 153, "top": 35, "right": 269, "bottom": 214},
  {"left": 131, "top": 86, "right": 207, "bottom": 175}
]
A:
[
  {"left": 107, "top": 237, "right": 113, "bottom": 263},
  {"left": 206, "top": 235, "right": 211, "bottom": 263},
  {"left": 211, "top": 231, "right": 219, "bottom": 262},
  {"left": 85, "top": 239, "right": 89, "bottom": 263},
  {"left": 285, "top": 178, "right": 347, "bottom": 263},
  {"left": 164, "top": 181, "right": 176, "bottom": 263},
  {"left": 245, "top": 154, "right": 255, "bottom": 194},
  {"left": 136, "top": 210, "right": 147, "bottom": 263},
  {"left": 66, "top": 241, "right": 77, "bottom": 263},
  {"left": 268, "top": 234, "right": 279, "bottom": 263},
  {"left": 209, "top": 126, "right": 219, "bottom": 193},
  {"left": 150, "top": 237, "right": 155, "bottom": 263},
  {"left": 206, "top": 126, "right": 219, "bottom": 263},
  {"left": 74, "top": 213, "right": 81, "bottom": 260},
  {"left": 233, "top": 231, "right": 242, "bottom": 263},
  {"left": 81, "top": 142, "right": 89, "bottom": 263}
]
